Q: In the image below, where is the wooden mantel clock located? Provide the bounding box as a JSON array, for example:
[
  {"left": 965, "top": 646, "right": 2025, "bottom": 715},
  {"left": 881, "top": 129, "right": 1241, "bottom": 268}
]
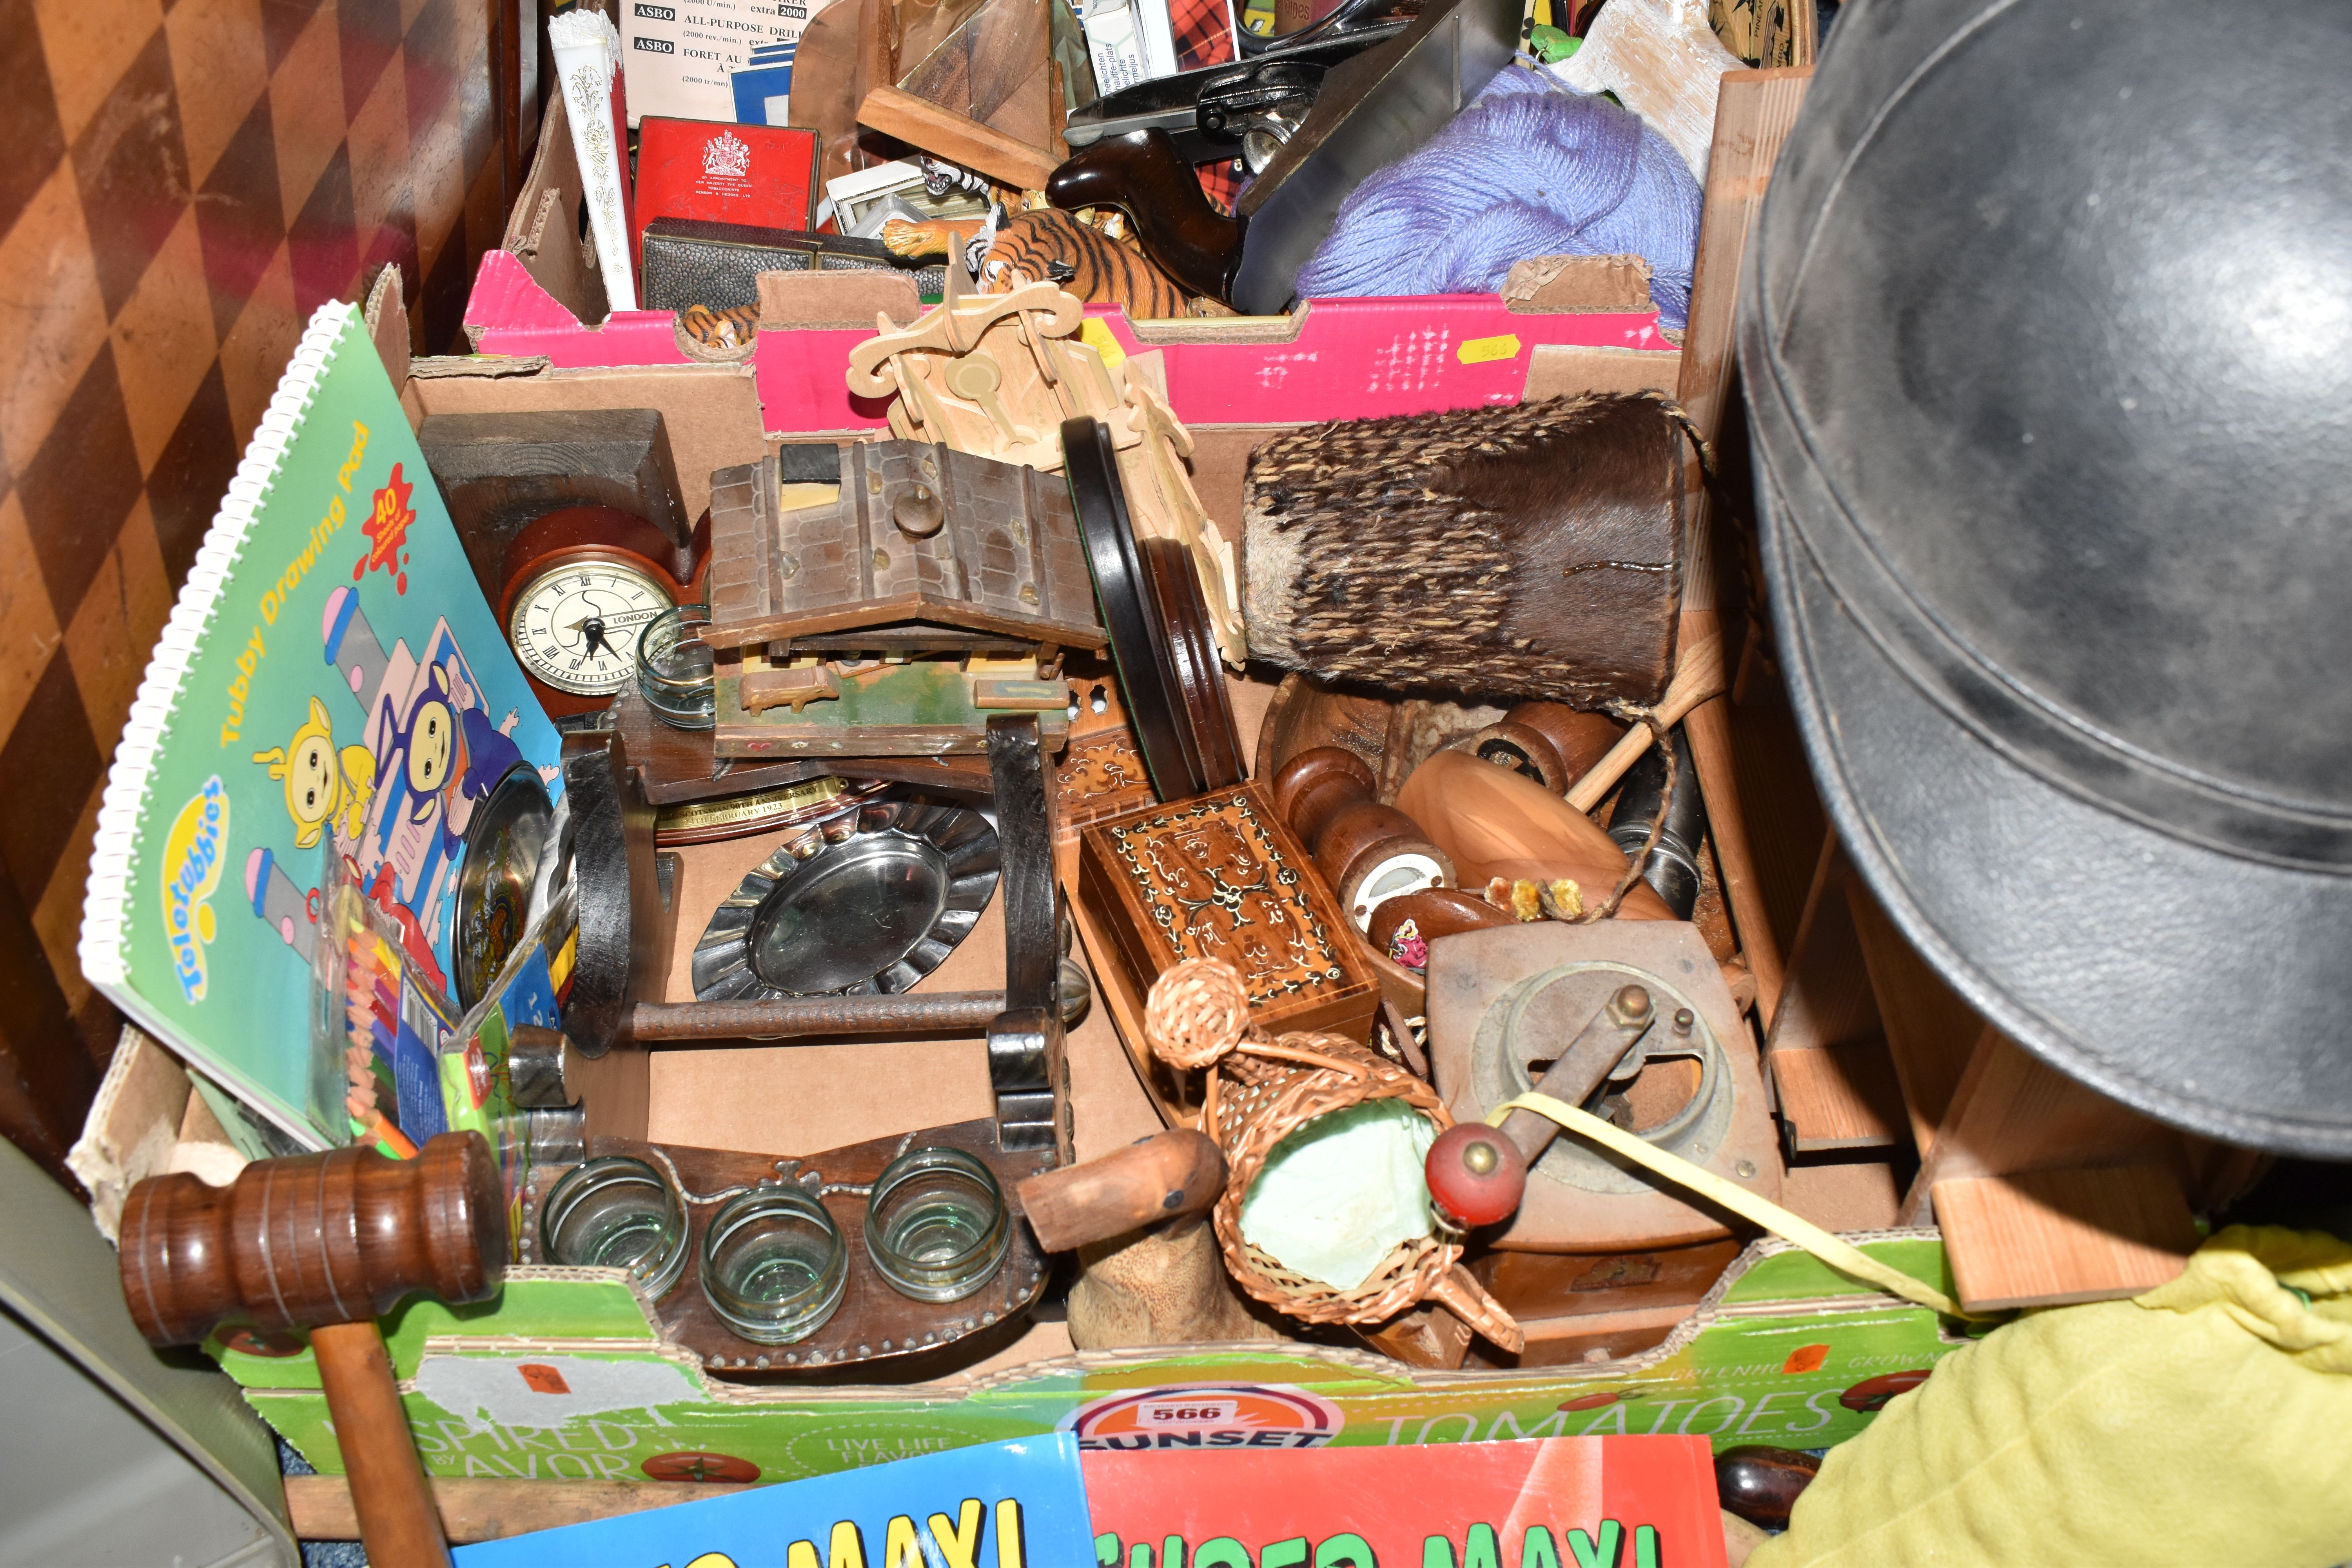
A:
[{"left": 498, "top": 505, "right": 705, "bottom": 720}]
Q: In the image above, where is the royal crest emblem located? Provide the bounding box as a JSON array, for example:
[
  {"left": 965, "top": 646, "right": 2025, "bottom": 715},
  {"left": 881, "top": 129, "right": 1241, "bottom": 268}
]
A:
[{"left": 702, "top": 129, "right": 752, "bottom": 180}]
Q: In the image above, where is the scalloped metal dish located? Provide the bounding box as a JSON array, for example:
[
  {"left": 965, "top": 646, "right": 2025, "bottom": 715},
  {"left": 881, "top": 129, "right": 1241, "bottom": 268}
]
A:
[{"left": 691, "top": 797, "right": 1000, "bottom": 999}]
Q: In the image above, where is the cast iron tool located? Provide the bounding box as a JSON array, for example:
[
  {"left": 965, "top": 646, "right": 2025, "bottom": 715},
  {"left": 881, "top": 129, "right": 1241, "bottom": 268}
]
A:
[
  {"left": 1424, "top": 984, "right": 1665, "bottom": 1227},
  {"left": 1047, "top": 0, "right": 1521, "bottom": 312}
]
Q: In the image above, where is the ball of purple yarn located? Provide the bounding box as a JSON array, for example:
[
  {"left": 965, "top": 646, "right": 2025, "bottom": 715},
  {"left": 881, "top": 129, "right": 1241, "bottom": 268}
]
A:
[{"left": 1293, "top": 66, "right": 1700, "bottom": 327}]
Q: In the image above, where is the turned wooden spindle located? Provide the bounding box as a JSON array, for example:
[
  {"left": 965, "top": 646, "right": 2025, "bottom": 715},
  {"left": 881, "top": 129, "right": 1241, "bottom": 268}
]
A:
[
  {"left": 1270, "top": 747, "right": 1456, "bottom": 931},
  {"left": 119, "top": 1131, "right": 507, "bottom": 1568},
  {"left": 1364, "top": 887, "right": 1517, "bottom": 960},
  {"left": 1457, "top": 704, "right": 1628, "bottom": 795}
]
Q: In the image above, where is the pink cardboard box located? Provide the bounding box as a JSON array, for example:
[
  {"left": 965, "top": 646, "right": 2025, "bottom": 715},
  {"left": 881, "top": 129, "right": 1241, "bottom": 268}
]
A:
[
  {"left": 473, "top": 89, "right": 1681, "bottom": 436},
  {"left": 464, "top": 245, "right": 1676, "bottom": 434}
]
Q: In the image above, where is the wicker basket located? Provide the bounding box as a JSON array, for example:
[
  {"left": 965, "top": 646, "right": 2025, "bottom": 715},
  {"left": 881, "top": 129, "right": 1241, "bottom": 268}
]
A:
[{"left": 1145, "top": 958, "right": 1523, "bottom": 1352}]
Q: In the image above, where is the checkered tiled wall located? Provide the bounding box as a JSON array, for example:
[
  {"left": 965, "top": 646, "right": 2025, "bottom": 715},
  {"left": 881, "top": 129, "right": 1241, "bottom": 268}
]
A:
[{"left": 0, "top": 0, "right": 508, "bottom": 1156}]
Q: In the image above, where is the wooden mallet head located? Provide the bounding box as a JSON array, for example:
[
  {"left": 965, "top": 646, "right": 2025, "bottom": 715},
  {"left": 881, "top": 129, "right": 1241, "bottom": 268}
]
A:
[{"left": 119, "top": 1131, "right": 508, "bottom": 1347}]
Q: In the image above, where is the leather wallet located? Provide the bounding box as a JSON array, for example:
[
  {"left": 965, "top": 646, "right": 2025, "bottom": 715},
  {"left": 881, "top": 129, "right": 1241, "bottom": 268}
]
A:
[{"left": 640, "top": 218, "right": 946, "bottom": 312}]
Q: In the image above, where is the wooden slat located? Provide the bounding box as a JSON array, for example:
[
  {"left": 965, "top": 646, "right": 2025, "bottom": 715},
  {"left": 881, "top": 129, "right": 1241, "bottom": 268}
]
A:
[
  {"left": 1844, "top": 876, "right": 1987, "bottom": 1154},
  {"left": 1676, "top": 67, "right": 1814, "bottom": 453},
  {"left": 1764, "top": 837, "right": 1877, "bottom": 1056},
  {"left": 1763, "top": 836, "right": 1904, "bottom": 1153},
  {"left": 286, "top": 1476, "right": 760, "bottom": 1543},
  {"left": 857, "top": 85, "right": 1060, "bottom": 190},
  {"left": 1901, "top": 1029, "right": 2191, "bottom": 1218},
  {"left": 1671, "top": 67, "right": 1813, "bottom": 1030},
  {"left": 1933, "top": 1163, "right": 2196, "bottom": 1312},
  {"left": 1770, "top": 1044, "right": 1906, "bottom": 1153}
]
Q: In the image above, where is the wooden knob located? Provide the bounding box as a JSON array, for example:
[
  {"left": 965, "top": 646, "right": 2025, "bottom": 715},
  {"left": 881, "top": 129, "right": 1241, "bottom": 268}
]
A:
[
  {"left": 1270, "top": 748, "right": 1455, "bottom": 930},
  {"left": 1424, "top": 1123, "right": 1525, "bottom": 1228},
  {"left": 1715, "top": 1445, "right": 1821, "bottom": 1528},
  {"left": 1016, "top": 1130, "right": 1226, "bottom": 1252},
  {"left": 119, "top": 1131, "right": 507, "bottom": 1346},
  {"left": 1459, "top": 705, "right": 1628, "bottom": 794}
]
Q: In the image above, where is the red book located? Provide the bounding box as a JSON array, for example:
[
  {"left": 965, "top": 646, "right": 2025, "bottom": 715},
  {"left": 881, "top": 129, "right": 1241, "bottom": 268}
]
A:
[
  {"left": 1083, "top": 1435, "right": 1727, "bottom": 1568},
  {"left": 632, "top": 118, "right": 820, "bottom": 276}
]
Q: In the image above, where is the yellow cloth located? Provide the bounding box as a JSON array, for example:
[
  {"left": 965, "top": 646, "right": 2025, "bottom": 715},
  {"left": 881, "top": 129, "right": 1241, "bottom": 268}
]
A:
[{"left": 1750, "top": 1226, "right": 2352, "bottom": 1568}]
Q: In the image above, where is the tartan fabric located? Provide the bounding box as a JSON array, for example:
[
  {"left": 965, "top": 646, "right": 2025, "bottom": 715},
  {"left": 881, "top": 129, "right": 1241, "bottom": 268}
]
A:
[
  {"left": 0, "top": 0, "right": 506, "bottom": 1092},
  {"left": 1195, "top": 157, "right": 1244, "bottom": 216},
  {"left": 1169, "top": 0, "right": 1238, "bottom": 73}
]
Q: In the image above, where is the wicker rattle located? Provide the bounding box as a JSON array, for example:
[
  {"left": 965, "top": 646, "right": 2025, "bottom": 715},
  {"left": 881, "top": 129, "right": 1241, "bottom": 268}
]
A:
[{"left": 1144, "top": 958, "right": 1523, "bottom": 1351}]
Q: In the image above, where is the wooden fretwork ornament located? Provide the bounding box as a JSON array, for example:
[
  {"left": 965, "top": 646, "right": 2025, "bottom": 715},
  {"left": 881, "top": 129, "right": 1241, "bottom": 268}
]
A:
[{"left": 846, "top": 273, "right": 1244, "bottom": 666}]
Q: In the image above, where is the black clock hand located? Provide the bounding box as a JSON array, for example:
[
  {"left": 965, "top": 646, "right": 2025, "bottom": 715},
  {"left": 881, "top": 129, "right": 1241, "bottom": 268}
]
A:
[{"left": 581, "top": 618, "right": 610, "bottom": 659}]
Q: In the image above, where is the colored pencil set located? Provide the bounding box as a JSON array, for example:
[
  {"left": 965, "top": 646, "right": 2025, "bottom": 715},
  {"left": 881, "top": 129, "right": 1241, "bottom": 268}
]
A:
[{"left": 345, "top": 931, "right": 419, "bottom": 1158}]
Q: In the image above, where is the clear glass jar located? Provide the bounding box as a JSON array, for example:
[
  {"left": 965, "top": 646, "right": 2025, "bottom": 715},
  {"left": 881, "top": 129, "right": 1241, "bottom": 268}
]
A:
[
  {"left": 700, "top": 1184, "right": 849, "bottom": 1344},
  {"left": 863, "top": 1147, "right": 1010, "bottom": 1303},
  {"left": 538, "top": 1156, "right": 689, "bottom": 1299},
  {"left": 635, "top": 603, "right": 715, "bottom": 730}
]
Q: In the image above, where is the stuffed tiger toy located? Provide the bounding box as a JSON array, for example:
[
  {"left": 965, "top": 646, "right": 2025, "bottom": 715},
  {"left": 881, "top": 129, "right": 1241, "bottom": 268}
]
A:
[{"left": 883, "top": 207, "right": 1191, "bottom": 319}]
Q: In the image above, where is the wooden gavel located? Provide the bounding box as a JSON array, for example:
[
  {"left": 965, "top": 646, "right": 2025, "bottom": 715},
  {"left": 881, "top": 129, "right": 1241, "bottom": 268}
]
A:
[
  {"left": 119, "top": 1131, "right": 507, "bottom": 1568},
  {"left": 1271, "top": 747, "right": 1456, "bottom": 931}
]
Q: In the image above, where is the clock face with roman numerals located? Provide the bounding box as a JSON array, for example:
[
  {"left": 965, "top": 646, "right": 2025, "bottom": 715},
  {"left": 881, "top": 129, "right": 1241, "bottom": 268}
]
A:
[{"left": 507, "top": 555, "right": 676, "bottom": 696}]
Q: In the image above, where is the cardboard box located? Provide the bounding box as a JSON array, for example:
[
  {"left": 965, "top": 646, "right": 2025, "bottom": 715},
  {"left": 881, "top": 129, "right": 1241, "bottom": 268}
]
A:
[
  {"left": 66, "top": 268, "right": 1951, "bottom": 1495},
  {"left": 466, "top": 91, "right": 1683, "bottom": 437}
]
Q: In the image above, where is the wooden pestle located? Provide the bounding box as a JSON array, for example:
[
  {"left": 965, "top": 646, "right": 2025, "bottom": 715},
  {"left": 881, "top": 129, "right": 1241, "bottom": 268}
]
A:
[
  {"left": 1270, "top": 747, "right": 1457, "bottom": 931},
  {"left": 1456, "top": 704, "right": 1628, "bottom": 795},
  {"left": 1564, "top": 623, "right": 1726, "bottom": 813},
  {"left": 1018, "top": 1131, "right": 1270, "bottom": 1351},
  {"left": 1016, "top": 1129, "right": 1226, "bottom": 1253},
  {"left": 119, "top": 1131, "right": 507, "bottom": 1568}
]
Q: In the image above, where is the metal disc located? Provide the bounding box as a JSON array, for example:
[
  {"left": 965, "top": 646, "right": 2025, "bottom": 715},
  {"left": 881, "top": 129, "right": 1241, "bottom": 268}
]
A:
[
  {"left": 1062, "top": 416, "right": 1205, "bottom": 801},
  {"left": 453, "top": 764, "right": 554, "bottom": 1009},
  {"left": 691, "top": 797, "right": 1000, "bottom": 999}
]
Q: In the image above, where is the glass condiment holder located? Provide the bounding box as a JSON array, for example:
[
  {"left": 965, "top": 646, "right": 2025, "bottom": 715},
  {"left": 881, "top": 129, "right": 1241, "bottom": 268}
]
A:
[
  {"left": 700, "top": 1184, "right": 849, "bottom": 1344},
  {"left": 537, "top": 1155, "right": 690, "bottom": 1299},
  {"left": 635, "top": 602, "right": 715, "bottom": 730},
  {"left": 862, "top": 1147, "right": 1010, "bottom": 1303}
]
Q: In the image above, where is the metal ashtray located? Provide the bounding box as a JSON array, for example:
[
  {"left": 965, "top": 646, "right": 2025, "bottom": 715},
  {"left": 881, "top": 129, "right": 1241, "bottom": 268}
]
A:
[
  {"left": 691, "top": 798, "right": 999, "bottom": 998},
  {"left": 454, "top": 764, "right": 554, "bottom": 1009}
]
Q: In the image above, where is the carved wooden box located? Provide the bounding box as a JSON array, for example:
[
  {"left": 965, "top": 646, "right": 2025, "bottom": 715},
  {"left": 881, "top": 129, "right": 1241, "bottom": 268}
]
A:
[
  {"left": 704, "top": 439, "right": 1107, "bottom": 650},
  {"left": 1076, "top": 783, "right": 1379, "bottom": 1044}
]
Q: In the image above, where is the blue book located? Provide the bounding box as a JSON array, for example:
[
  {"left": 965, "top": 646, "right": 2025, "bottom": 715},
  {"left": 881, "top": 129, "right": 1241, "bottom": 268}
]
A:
[
  {"left": 733, "top": 51, "right": 796, "bottom": 125},
  {"left": 454, "top": 1436, "right": 1096, "bottom": 1567}
]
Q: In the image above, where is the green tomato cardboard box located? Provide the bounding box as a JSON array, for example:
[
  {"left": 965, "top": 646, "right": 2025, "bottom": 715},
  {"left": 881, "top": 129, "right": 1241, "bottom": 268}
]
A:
[{"left": 216, "top": 1234, "right": 1965, "bottom": 1485}]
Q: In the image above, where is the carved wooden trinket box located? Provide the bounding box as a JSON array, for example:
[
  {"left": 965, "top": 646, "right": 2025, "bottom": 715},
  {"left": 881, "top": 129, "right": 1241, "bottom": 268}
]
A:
[{"left": 1076, "top": 783, "right": 1379, "bottom": 1047}]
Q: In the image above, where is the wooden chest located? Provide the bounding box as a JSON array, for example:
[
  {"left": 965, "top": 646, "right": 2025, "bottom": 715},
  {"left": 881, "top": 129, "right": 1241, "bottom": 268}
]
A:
[
  {"left": 1076, "top": 782, "right": 1380, "bottom": 1047},
  {"left": 703, "top": 439, "right": 1106, "bottom": 651}
]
